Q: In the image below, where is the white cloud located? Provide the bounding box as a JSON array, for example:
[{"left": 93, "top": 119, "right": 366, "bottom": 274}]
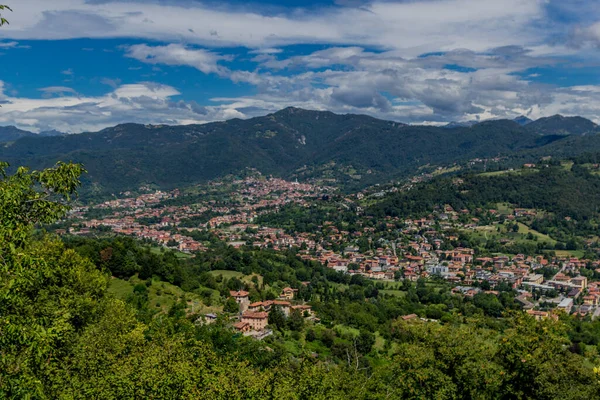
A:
[
  {"left": 0, "top": 81, "right": 250, "bottom": 133},
  {"left": 3, "top": 71, "right": 600, "bottom": 134},
  {"left": 249, "top": 48, "right": 283, "bottom": 55},
  {"left": 0, "top": 41, "right": 18, "bottom": 48},
  {"left": 125, "top": 43, "right": 230, "bottom": 76},
  {"left": 38, "top": 86, "right": 78, "bottom": 96},
  {"left": 100, "top": 77, "right": 122, "bottom": 88},
  {"left": 3, "top": 0, "right": 600, "bottom": 131},
  {"left": 2, "top": 0, "right": 548, "bottom": 54}
]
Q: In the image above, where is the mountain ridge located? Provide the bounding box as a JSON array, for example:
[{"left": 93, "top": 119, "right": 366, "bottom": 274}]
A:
[
  {"left": 1, "top": 108, "right": 599, "bottom": 197},
  {"left": 1, "top": 109, "right": 596, "bottom": 141}
]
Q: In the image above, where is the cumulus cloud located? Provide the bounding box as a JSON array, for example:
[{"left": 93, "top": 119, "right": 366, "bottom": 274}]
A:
[
  {"left": 0, "top": 81, "right": 255, "bottom": 133},
  {"left": 125, "top": 44, "right": 231, "bottom": 76},
  {"left": 2, "top": 0, "right": 547, "bottom": 53}
]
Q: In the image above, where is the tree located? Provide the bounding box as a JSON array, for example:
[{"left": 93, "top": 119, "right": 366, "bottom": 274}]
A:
[
  {"left": 1, "top": 161, "right": 85, "bottom": 248},
  {"left": 268, "top": 306, "right": 286, "bottom": 331},
  {"left": 287, "top": 309, "right": 304, "bottom": 331},
  {"left": 0, "top": 162, "right": 108, "bottom": 397},
  {"left": 223, "top": 297, "right": 239, "bottom": 314},
  {"left": 356, "top": 330, "right": 375, "bottom": 355}
]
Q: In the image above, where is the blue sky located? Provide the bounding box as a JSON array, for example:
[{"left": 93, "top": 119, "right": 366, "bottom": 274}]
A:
[{"left": 1, "top": 0, "right": 600, "bottom": 132}]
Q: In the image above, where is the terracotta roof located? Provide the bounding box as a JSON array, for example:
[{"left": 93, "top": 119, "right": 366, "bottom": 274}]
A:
[
  {"left": 242, "top": 312, "right": 269, "bottom": 319},
  {"left": 233, "top": 321, "right": 249, "bottom": 329}
]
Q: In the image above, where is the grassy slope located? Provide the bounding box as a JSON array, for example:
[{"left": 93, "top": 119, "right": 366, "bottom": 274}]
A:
[
  {"left": 107, "top": 275, "right": 223, "bottom": 315},
  {"left": 208, "top": 270, "right": 264, "bottom": 287}
]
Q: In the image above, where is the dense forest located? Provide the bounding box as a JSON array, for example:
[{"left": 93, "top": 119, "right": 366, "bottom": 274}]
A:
[
  {"left": 3, "top": 108, "right": 600, "bottom": 198},
  {"left": 369, "top": 162, "right": 600, "bottom": 221}
]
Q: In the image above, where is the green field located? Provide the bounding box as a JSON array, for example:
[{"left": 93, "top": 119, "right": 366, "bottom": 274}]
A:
[
  {"left": 464, "top": 221, "right": 557, "bottom": 247},
  {"left": 495, "top": 203, "right": 514, "bottom": 215},
  {"left": 380, "top": 289, "right": 407, "bottom": 298},
  {"left": 516, "top": 222, "right": 557, "bottom": 245},
  {"left": 208, "top": 270, "right": 264, "bottom": 286},
  {"left": 373, "top": 332, "right": 386, "bottom": 352},
  {"left": 108, "top": 275, "right": 222, "bottom": 315},
  {"left": 555, "top": 250, "right": 585, "bottom": 258},
  {"left": 469, "top": 225, "right": 500, "bottom": 240},
  {"left": 149, "top": 246, "right": 194, "bottom": 259},
  {"left": 431, "top": 165, "right": 462, "bottom": 176},
  {"left": 479, "top": 169, "right": 521, "bottom": 177},
  {"left": 372, "top": 280, "right": 402, "bottom": 289},
  {"left": 107, "top": 276, "right": 134, "bottom": 298},
  {"left": 561, "top": 161, "right": 574, "bottom": 171},
  {"left": 208, "top": 270, "right": 245, "bottom": 279},
  {"left": 333, "top": 324, "right": 360, "bottom": 337}
]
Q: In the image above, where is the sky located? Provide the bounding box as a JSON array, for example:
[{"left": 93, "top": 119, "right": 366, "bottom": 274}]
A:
[{"left": 1, "top": 0, "right": 600, "bottom": 132}]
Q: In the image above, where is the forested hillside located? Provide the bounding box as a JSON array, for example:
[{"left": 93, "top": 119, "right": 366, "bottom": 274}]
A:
[
  {"left": 0, "top": 125, "right": 36, "bottom": 142},
  {"left": 2, "top": 108, "right": 599, "bottom": 197},
  {"left": 369, "top": 161, "right": 600, "bottom": 220}
]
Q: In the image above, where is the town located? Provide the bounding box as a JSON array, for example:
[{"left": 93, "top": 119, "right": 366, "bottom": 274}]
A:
[{"left": 53, "top": 166, "right": 600, "bottom": 334}]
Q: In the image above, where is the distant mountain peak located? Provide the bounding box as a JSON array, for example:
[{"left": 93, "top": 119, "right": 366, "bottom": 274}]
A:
[
  {"left": 0, "top": 125, "right": 36, "bottom": 142},
  {"left": 39, "top": 129, "right": 65, "bottom": 137},
  {"left": 513, "top": 115, "right": 533, "bottom": 126},
  {"left": 526, "top": 115, "right": 598, "bottom": 135},
  {"left": 443, "top": 120, "right": 478, "bottom": 129},
  {"left": 274, "top": 106, "right": 315, "bottom": 115}
]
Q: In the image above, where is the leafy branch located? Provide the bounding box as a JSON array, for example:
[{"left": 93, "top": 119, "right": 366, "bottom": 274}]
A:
[{"left": 0, "top": 5, "right": 11, "bottom": 27}]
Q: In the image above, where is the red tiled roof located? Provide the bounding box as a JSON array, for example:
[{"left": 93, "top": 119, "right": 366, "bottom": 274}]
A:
[
  {"left": 242, "top": 312, "right": 269, "bottom": 320},
  {"left": 233, "top": 321, "right": 249, "bottom": 330}
]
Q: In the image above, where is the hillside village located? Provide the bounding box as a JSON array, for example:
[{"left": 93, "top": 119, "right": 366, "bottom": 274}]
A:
[
  {"left": 56, "top": 168, "right": 600, "bottom": 323},
  {"left": 222, "top": 287, "right": 316, "bottom": 337}
]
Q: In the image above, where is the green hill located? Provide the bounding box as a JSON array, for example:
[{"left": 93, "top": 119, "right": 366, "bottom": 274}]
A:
[
  {"left": 368, "top": 162, "right": 600, "bottom": 221},
  {"left": 2, "top": 108, "right": 599, "bottom": 197}
]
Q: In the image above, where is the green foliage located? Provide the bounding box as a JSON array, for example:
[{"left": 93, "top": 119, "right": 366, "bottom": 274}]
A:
[
  {"left": 0, "top": 161, "right": 85, "bottom": 247},
  {"left": 5, "top": 108, "right": 600, "bottom": 197},
  {"left": 371, "top": 165, "right": 600, "bottom": 220},
  {"left": 382, "top": 315, "right": 600, "bottom": 399},
  {"left": 268, "top": 306, "right": 286, "bottom": 331},
  {"left": 3, "top": 161, "right": 600, "bottom": 398},
  {"left": 0, "top": 4, "right": 11, "bottom": 26},
  {"left": 223, "top": 297, "right": 239, "bottom": 314},
  {"left": 0, "top": 161, "right": 106, "bottom": 397},
  {"left": 356, "top": 329, "right": 375, "bottom": 354},
  {"left": 287, "top": 309, "right": 305, "bottom": 331}
]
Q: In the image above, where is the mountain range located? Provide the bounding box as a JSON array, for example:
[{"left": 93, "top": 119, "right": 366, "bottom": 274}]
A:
[
  {"left": 0, "top": 126, "right": 65, "bottom": 142},
  {"left": 1, "top": 107, "right": 600, "bottom": 197}
]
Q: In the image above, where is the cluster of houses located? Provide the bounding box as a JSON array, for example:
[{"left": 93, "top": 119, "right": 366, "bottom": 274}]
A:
[
  {"left": 77, "top": 217, "right": 207, "bottom": 253},
  {"left": 228, "top": 287, "right": 315, "bottom": 335},
  {"left": 64, "top": 169, "right": 600, "bottom": 320},
  {"left": 204, "top": 202, "right": 600, "bottom": 320},
  {"left": 66, "top": 175, "right": 330, "bottom": 251}
]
